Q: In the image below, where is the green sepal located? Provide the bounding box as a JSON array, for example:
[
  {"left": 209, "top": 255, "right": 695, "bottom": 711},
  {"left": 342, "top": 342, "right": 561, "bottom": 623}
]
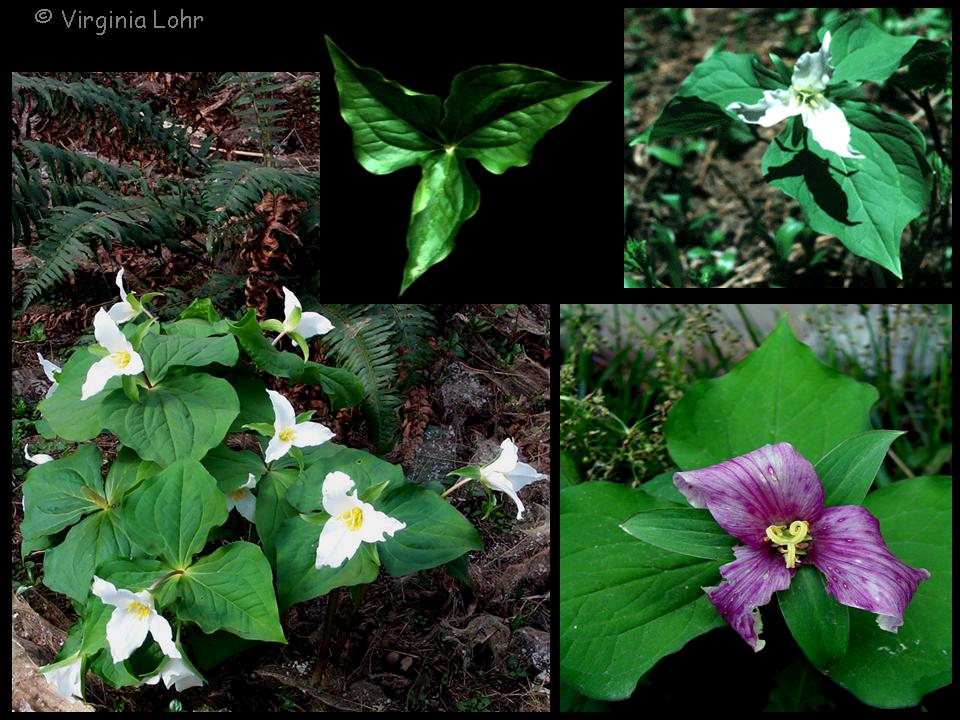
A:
[
  {"left": 286, "top": 306, "right": 302, "bottom": 332},
  {"left": 259, "top": 319, "right": 284, "bottom": 334},
  {"left": 121, "top": 374, "right": 140, "bottom": 404},
  {"left": 447, "top": 464, "right": 482, "bottom": 480},
  {"left": 242, "top": 422, "right": 276, "bottom": 437},
  {"left": 289, "top": 446, "right": 305, "bottom": 473},
  {"left": 294, "top": 410, "right": 315, "bottom": 423},
  {"left": 288, "top": 330, "right": 309, "bottom": 361},
  {"left": 88, "top": 344, "right": 109, "bottom": 358}
]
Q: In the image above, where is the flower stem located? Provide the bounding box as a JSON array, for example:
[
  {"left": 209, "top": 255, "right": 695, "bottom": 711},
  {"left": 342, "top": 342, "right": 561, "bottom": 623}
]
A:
[{"left": 441, "top": 476, "right": 474, "bottom": 498}]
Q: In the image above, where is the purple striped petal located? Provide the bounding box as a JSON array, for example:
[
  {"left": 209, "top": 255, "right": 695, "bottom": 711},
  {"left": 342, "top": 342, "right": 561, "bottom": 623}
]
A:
[
  {"left": 704, "top": 544, "right": 794, "bottom": 651},
  {"left": 810, "top": 505, "right": 930, "bottom": 632},
  {"left": 674, "top": 443, "right": 824, "bottom": 546}
]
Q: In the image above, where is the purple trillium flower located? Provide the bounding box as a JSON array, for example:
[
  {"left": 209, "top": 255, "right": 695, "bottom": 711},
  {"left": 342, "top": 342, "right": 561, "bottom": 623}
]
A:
[{"left": 674, "top": 442, "right": 929, "bottom": 651}]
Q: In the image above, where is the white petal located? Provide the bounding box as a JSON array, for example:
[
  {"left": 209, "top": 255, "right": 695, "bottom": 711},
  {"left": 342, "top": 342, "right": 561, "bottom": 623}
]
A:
[
  {"left": 292, "top": 421, "right": 335, "bottom": 448},
  {"left": 483, "top": 471, "right": 527, "bottom": 520},
  {"left": 41, "top": 656, "right": 83, "bottom": 700},
  {"left": 727, "top": 89, "right": 799, "bottom": 127},
  {"left": 282, "top": 286, "right": 300, "bottom": 331},
  {"left": 115, "top": 267, "right": 128, "bottom": 301},
  {"left": 266, "top": 389, "right": 296, "bottom": 432},
  {"left": 355, "top": 502, "right": 406, "bottom": 544},
  {"left": 149, "top": 612, "right": 181, "bottom": 659},
  {"left": 234, "top": 492, "right": 257, "bottom": 523},
  {"left": 243, "top": 473, "right": 258, "bottom": 490},
  {"left": 483, "top": 439, "right": 519, "bottom": 475},
  {"left": 314, "top": 516, "right": 361, "bottom": 569},
  {"left": 321, "top": 471, "right": 356, "bottom": 516},
  {"left": 159, "top": 656, "right": 203, "bottom": 691},
  {"left": 107, "top": 300, "right": 137, "bottom": 325},
  {"left": 505, "top": 462, "right": 548, "bottom": 492},
  {"left": 81, "top": 355, "right": 120, "bottom": 400},
  {"left": 24, "top": 444, "right": 54, "bottom": 464},
  {"left": 792, "top": 33, "right": 834, "bottom": 91},
  {"left": 106, "top": 605, "right": 149, "bottom": 662},
  {"left": 264, "top": 435, "right": 291, "bottom": 464},
  {"left": 295, "top": 311, "right": 334, "bottom": 338},
  {"left": 803, "top": 101, "right": 864, "bottom": 158},
  {"left": 92, "top": 308, "right": 128, "bottom": 353},
  {"left": 37, "top": 352, "right": 61, "bottom": 382},
  {"left": 91, "top": 575, "right": 120, "bottom": 604}
]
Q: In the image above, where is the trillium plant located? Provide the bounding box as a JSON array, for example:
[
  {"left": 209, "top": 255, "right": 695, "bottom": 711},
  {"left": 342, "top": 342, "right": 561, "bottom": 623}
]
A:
[
  {"left": 326, "top": 36, "right": 608, "bottom": 294},
  {"left": 634, "top": 15, "right": 952, "bottom": 280},
  {"left": 560, "top": 316, "right": 950, "bottom": 708},
  {"left": 21, "top": 272, "right": 551, "bottom": 701},
  {"left": 673, "top": 442, "right": 929, "bottom": 651}
]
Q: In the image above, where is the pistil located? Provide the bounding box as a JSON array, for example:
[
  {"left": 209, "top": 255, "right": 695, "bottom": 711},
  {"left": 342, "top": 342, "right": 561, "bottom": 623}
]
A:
[{"left": 764, "top": 520, "right": 811, "bottom": 568}]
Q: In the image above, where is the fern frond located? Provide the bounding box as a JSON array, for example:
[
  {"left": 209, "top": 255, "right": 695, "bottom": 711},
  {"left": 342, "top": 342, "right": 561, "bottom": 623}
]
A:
[
  {"left": 21, "top": 191, "right": 187, "bottom": 307},
  {"left": 370, "top": 304, "right": 438, "bottom": 377},
  {"left": 312, "top": 304, "right": 403, "bottom": 455},
  {"left": 201, "top": 160, "right": 319, "bottom": 235},
  {"left": 12, "top": 73, "right": 204, "bottom": 172},
  {"left": 218, "top": 72, "right": 290, "bottom": 163}
]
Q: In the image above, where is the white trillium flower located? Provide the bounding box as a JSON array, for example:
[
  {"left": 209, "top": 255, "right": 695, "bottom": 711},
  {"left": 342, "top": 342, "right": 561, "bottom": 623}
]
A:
[
  {"left": 143, "top": 654, "right": 204, "bottom": 692},
  {"left": 726, "top": 32, "right": 864, "bottom": 160},
  {"left": 80, "top": 309, "right": 144, "bottom": 400},
  {"left": 314, "top": 470, "right": 406, "bottom": 569},
  {"left": 37, "top": 352, "right": 62, "bottom": 398},
  {"left": 479, "top": 439, "right": 548, "bottom": 520},
  {"left": 24, "top": 444, "right": 55, "bottom": 465},
  {"left": 264, "top": 389, "right": 335, "bottom": 463},
  {"left": 282, "top": 286, "right": 334, "bottom": 338},
  {"left": 227, "top": 473, "right": 259, "bottom": 522},
  {"left": 39, "top": 653, "right": 83, "bottom": 700},
  {"left": 107, "top": 267, "right": 139, "bottom": 325},
  {"left": 91, "top": 576, "right": 181, "bottom": 663}
]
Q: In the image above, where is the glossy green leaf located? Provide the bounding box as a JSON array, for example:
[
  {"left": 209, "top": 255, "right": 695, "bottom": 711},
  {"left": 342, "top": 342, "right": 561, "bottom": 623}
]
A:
[
  {"left": 325, "top": 35, "right": 442, "bottom": 174},
  {"left": 285, "top": 446, "right": 405, "bottom": 513},
  {"left": 254, "top": 467, "right": 299, "bottom": 567},
  {"left": 827, "top": 16, "right": 920, "bottom": 86},
  {"left": 120, "top": 458, "right": 228, "bottom": 568},
  {"left": 826, "top": 476, "right": 951, "bottom": 708},
  {"left": 778, "top": 564, "right": 849, "bottom": 670},
  {"left": 815, "top": 429, "right": 904, "bottom": 506},
  {"left": 376, "top": 484, "right": 483, "bottom": 576},
  {"left": 762, "top": 103, "right": 930, "bottom": 279},
  {"left": 442, "top": 64, "right": 608, "bottom": 173},
  {"left": 37, "top": 348, "right": 118, "bottom": 441},
  {"left": 140, "top": 332, "right": 238, "bottom": 383},
  {"left": 20, "top": 443, "right": 104, "bottom": 544},
  {"left": 44, "top": 508, "right": 133, "bottom": 602},
  {"left": 401, "top": 150, "right": 479, "bottom": 294},
  {"left": 276, "top": 517, "right": 380, "bottom": 611},
  {"left": 178, "top": 541, "right": 285, "bottom": 643},
  {"left": 620, "top": 508, "right": 736, "bottom": 560},
  {"left": 560, "top": 482, "right": 725, "bottom": 700},
  {"left": 100, "top": 372, "right": 239, "bottom": 466},
  {"left": 326, "top": 37, "right": 605, "bottom": 294},
  {"left": 665, "top": 315, "right": 878, "bottom": 470}
]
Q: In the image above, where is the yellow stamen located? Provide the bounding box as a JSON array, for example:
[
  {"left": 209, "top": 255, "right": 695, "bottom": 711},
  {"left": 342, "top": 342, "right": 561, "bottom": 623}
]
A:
[
  {"left": 128, "top": 599, "right": 151, "bottom": 620},
  {"left": 340, "top": 506, "right": 363, "bottom": 531},
  {"left": 112, "top": 350, "right": 131, "bottom": 369},
  {"left": 764, "top": 520, "right": 811, "bottom": 568},
  {"left": 229, "top": 488, "right": 246, "bottom": 501},
  {"left": 278, "top": 427, "right": 295, "bottom": 442}
]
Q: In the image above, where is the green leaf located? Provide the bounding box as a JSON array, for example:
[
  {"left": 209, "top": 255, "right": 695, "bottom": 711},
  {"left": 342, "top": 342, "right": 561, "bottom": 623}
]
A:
[
  {"left": 300, "top": 361, "right": 365, "bottom": 410},
  {"left": 201, "top": 444, "right": 266, "bottom": 493},
  {"left": 276, "top": 517, "right": 380, "bottom": 611},
  {"left": 665, "top": 315, "right": 878, "bottom": 470},
  {"left": 827, "top": 16, "right": 920, "bottom": 86},
  {"left": 778, "top": 564, "right": 849, "bottom": 670},
  {"left": 254, "top": 468, "right": 300, "bottom": 567},
  {"left": 21, "top": 444, "right": 104, "bottom": 545},
  {"left": 100, "top": 373, "right": 239, "bottom": 466},
  {"left": 285, "top": 447, "right": 405, "bottom": 513},
  {"left": 376, "top": 484, "right": 483, "bottom": 576},
  {"left": 442, "top": 64, "right": 608, "bottom": 174},
  {"left": 140, "top": 333, "right": 238, "bottom": 383},
  {"left": 37, "top": 348, "right": 118, "bottom": 441},
  {"left": 178, "top": 541, "right": 286, "bottom": 643},
  {"left": 560, "top": 482, "right": 726, "bottom": 700},
  {"left": 325, "top": 35, "right": 443, "bottom": 174},
  {"left": 762, "top": 103, "right": 931, "bottom": 279},
  {"left": 620, "top": 508, "right": 736, "bottom": 560},
  {"left": 647, "top": 52, "right": 768, "bottom": 142},
  {"left": 825, "top": 476, "right": 951, "bottom": 708},
  {"left": 815, "top": 429, "right": 905, "bottom": 506},
  {"left": 44, "top": 508, "right": 134, "bottom": 602},
  {"left": 228, "top": 308, "right": 305, "bottom": 379},
  {"left": 402, "top": 150, "right": 479, "bottom": 294},
  {"left": 120, "top": 458, "right": 228, "bottom": 567}
]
